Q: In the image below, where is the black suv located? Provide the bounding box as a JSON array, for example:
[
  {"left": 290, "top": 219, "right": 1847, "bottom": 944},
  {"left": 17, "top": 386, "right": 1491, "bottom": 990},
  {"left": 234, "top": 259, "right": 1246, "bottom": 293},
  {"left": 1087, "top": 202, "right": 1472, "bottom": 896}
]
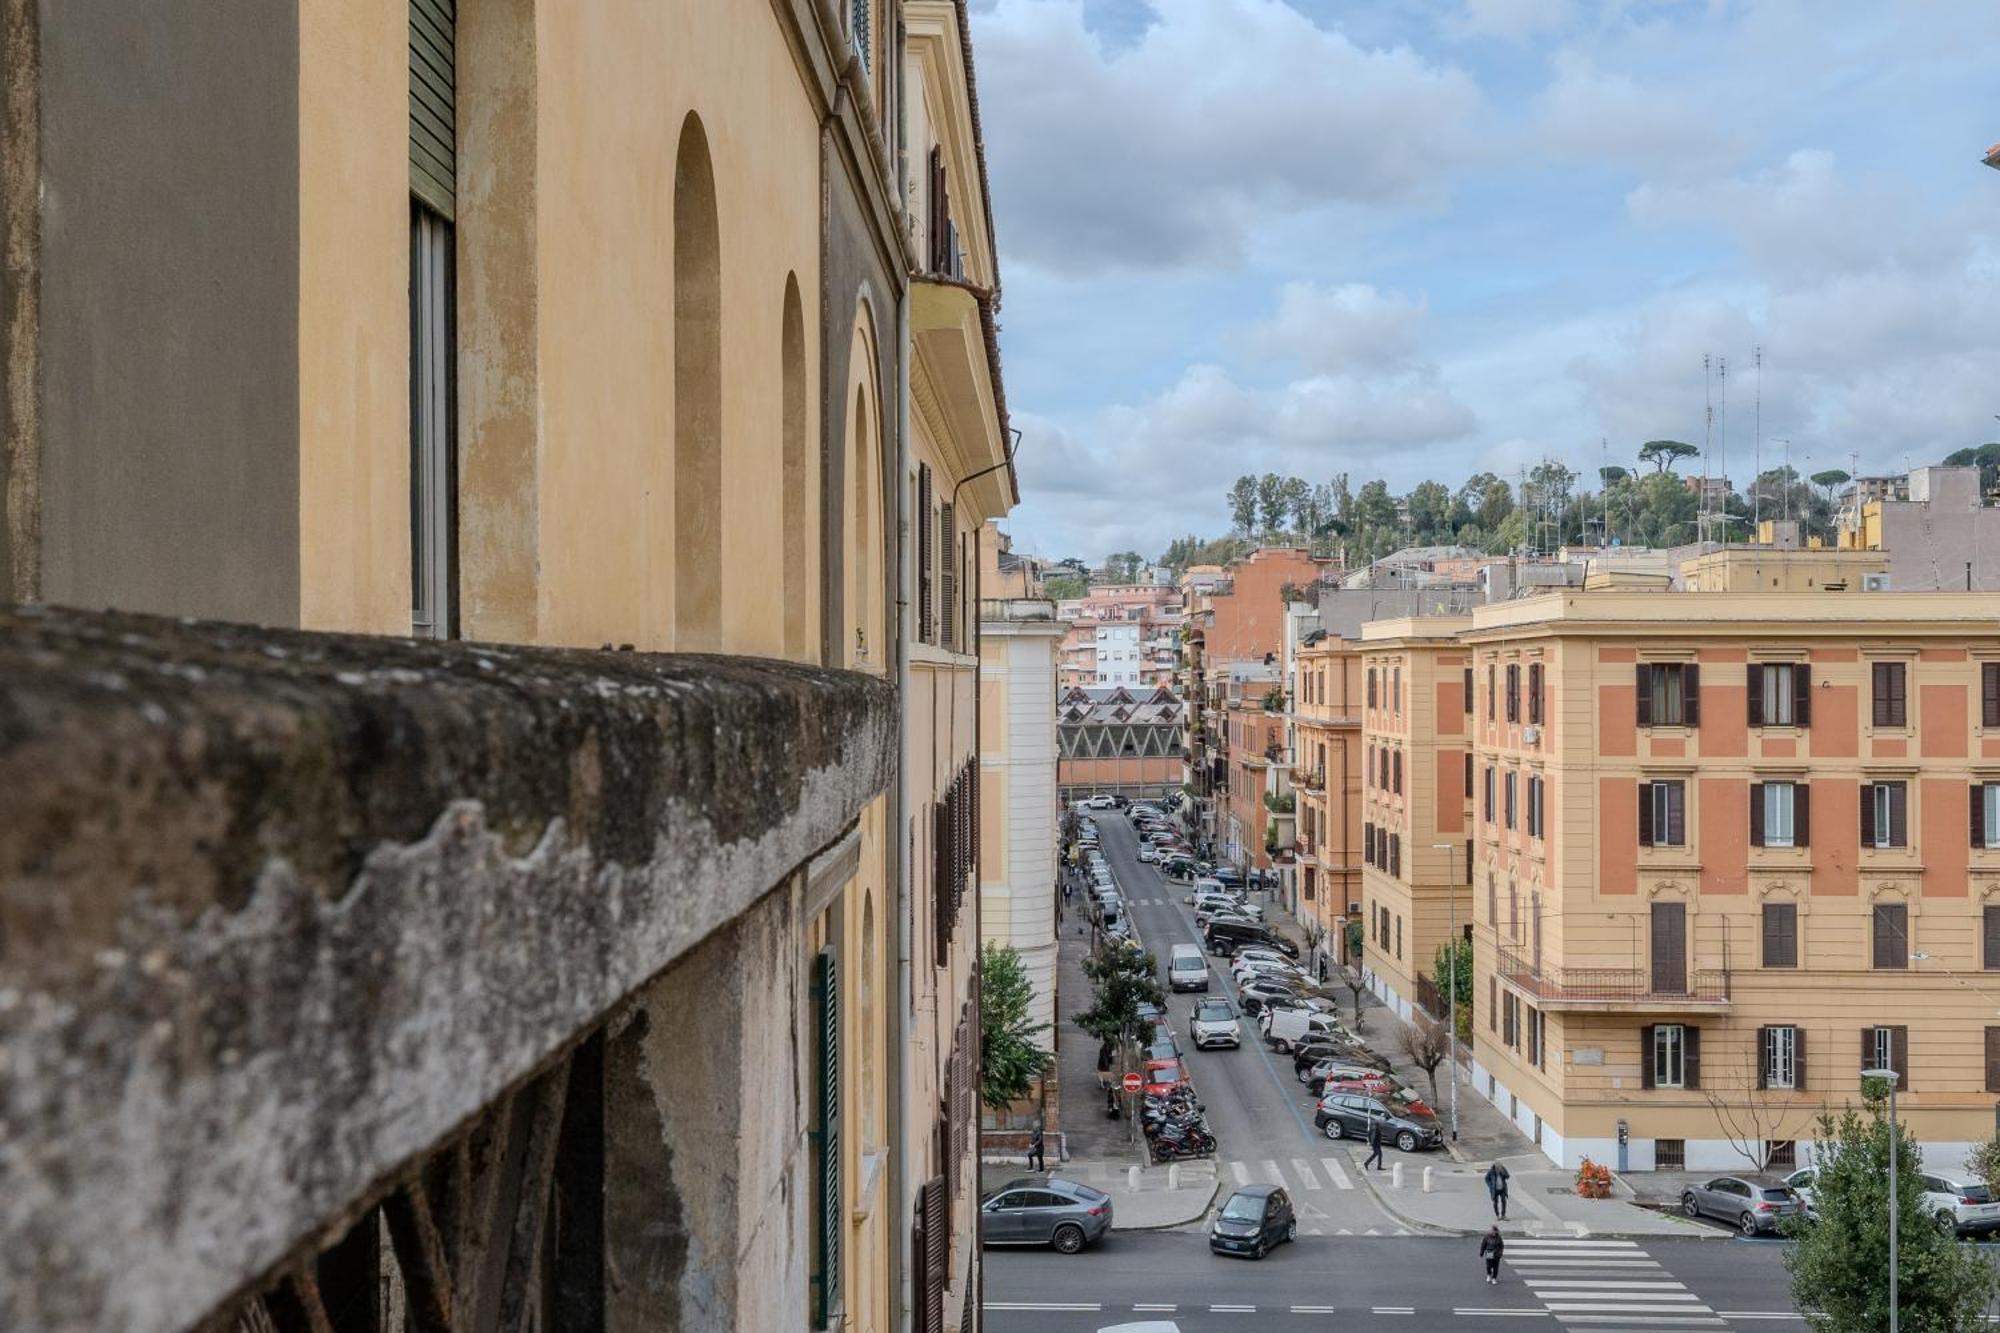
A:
[
  {"left": 1204, "top": 919, "right": 1298, "bottom": 959},
  {"left": 1291, "top": 1037, "right": 1390, "bottom": 1079},
  {"left": 1313, "top": 1093, "right": 1444, "bottom": 1152}
]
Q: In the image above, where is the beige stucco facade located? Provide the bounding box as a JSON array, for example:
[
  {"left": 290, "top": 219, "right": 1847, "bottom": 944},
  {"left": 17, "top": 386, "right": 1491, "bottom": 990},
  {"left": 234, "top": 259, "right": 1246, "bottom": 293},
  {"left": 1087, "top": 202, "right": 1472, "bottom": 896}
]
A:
[
  {"left": 1460, "top": 593, "right": 2000, "bottom": 1174},
  {"left": 1293, "top": 637, "right": 1363, "bottom": 961}
]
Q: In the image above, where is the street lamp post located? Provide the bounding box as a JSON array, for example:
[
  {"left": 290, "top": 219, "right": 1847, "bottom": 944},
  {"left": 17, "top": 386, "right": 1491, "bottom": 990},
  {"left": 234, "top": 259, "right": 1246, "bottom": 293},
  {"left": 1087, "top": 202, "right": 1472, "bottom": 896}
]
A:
[
  {"left": 1432, "top": 841, "right": 1461, "bottom": 1142},
  {"left": 1861, "top": 1065, "right": 1902, "bottom": 1333}
]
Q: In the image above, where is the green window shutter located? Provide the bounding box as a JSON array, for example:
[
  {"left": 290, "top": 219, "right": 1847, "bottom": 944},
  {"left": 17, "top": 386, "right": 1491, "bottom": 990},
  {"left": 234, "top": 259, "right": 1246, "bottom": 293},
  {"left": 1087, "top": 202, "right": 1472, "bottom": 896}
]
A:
[
  {"left": 810, "top": 951, "right": 841, "bottom": 1327},
  {"left": 410, "top": 0, "right": 456, "bottom": 218}
]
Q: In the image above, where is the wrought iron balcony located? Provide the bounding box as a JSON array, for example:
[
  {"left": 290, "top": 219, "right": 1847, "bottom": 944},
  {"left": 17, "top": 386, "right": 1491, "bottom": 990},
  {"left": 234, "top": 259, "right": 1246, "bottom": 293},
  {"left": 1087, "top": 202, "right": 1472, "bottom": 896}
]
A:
[{"left": 1496, "top": 944, "right": 1730, "bottom": 1009}]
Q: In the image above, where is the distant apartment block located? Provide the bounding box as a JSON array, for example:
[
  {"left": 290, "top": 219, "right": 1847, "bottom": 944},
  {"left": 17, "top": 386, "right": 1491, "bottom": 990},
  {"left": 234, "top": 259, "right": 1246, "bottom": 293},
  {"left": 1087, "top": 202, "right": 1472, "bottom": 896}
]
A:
[
  {"left": 1464, "top": 592, "right": 2000, "bottom": 1174},
  {"left": 1839, "top": 464, "right": 2000, "bottom": 591}
]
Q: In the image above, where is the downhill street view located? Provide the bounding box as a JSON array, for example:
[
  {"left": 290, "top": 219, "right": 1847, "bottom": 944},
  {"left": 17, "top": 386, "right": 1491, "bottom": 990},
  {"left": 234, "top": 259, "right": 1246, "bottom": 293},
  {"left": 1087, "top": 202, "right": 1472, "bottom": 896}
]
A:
[{"left": 6, "top": 3, "right": 2000, "bottom": 1333}]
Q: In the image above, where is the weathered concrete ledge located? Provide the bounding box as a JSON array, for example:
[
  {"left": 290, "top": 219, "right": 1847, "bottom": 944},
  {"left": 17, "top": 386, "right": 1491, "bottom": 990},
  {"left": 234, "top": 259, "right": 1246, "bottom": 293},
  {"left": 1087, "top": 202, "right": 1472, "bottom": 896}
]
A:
[{"left": 0, "top": 604, "right": 897, "bottom": 1332}]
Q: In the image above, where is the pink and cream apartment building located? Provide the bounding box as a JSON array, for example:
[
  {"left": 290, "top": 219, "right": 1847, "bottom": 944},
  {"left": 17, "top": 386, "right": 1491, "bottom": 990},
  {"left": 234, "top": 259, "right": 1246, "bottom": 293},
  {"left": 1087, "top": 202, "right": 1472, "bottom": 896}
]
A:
[{"left": 1464, "top": 592, "right": 2000, "bottom": 1173}]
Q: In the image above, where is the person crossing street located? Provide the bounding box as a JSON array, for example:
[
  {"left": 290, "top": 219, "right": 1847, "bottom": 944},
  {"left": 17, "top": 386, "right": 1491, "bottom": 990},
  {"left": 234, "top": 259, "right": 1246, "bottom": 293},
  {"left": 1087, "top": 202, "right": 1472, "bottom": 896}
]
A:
[
  {"left": 1364, "top": 1116, "right": 1385, "bottom": 1171},
  {"left": 1479, "top": 1226, "right": 1504, "bottom": 1284}
]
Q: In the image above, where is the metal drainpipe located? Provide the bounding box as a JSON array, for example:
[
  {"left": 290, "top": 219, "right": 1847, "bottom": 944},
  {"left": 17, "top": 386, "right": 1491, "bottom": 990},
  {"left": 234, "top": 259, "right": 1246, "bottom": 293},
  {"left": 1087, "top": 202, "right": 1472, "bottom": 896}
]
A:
[{"left": 890, "top": 16, "right": 914, "bottom": 1330}]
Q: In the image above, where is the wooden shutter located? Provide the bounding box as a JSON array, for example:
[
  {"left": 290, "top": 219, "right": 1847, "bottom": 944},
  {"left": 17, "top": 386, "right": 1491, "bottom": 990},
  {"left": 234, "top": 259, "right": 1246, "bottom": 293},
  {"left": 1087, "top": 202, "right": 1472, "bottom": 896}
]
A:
[
  {"left": 920, "top": 1175, "right": 947, "bottom": 1333},
  {"left": 1683, "top": 664, "right": 1701, "bottom": 727},
  {"left": 1793, "top": 664, "right": 1812, "bottom": 726},
  {"left": 1666, "top": 783, "right": 1686, "bottom": 846},
  {"left": 1635, "top": 664, "right": 1652, "bottom": 726},
  {"left": 1640, "top": 1025, "right": 1656, "bottom": 1090},
  {"left": 1987, "top": 1028, "right": 2000, "bottom": 1093},
  {"left": 1859, "top": 783, "right": 1876, "bottom": 846},
  {"left": 1874, "top": 661, "right": 1906, "bottom": 727},
  {"left": 1528, "top": 663, "right": 1542, "bottom": 723},
  {"left": 917, "top": 464, "right": 934, "bottom": 643},
  {"left": 1506, "top": 664, "right": 1520, "bottom": 722},
  {"left": 1794, "top": 1028, "right": 1808, "bottom": 1090},
  {"left": 1651, "top": 902, "right": 1686, "bottom": 994},
  {"left": 1984, "top": 664, "right": 2000, "bottom": 728},
  {"left": 809, "top": 951, "right": 840, "bottom": 1327},
  {"left": 1749, "top": 783, "right": 1765, "bottom": 847},
  {"left": 1795, "top": 784, "right": 1811, "bottom": 848},
  {"left": 1888, "top": 784, "right": 1908, "bottom": 847},
  {"left": 1464, "top": 667, "right": 1474, "bottom": 714},
  {"left": 1973, "top": 784, "right": 1987, "bottom": 850},
  {"left": 1872, "top": 663, "right": 1888, "bottom": 725},
  {"left": 1487, "top": 664, "right": 1495, "bottom": 719},
  {"left": 938, "top": 505, "right": 956, "bottom": 651},
  {"left": 1746, "top": 665, "right": 1764, "bottom": 727},
  {"left": 1392, "top": 750, "right": 1402, "bottom": 794},
  {"left": 1861, "top": 1027, "right": 1877, "bottom": 1075},
  {"left": 1872, "top": 903, "right": 1907, "bottom": 969},
  {"left": 1983, "top": 904, "right": 2000, "bottom": 970},
  {"left": 1762, "top": 902, "right": 1797, "bottom": 967},
  {"left": 1638, "top": 782, "right": 1654, "bottom": 846},
  {"left": 1756, "top": 1027, "right": 1770, "bottom": 1090},
  {"left": 410, "top": 0, "right": 456, "bottom": 218},
  {"left": 1683, "top": 1026, "right": 1701, "bottom": 1089},
  {"left": 1890, "top": 1025, "right": 1908, "bottom": 1089}
]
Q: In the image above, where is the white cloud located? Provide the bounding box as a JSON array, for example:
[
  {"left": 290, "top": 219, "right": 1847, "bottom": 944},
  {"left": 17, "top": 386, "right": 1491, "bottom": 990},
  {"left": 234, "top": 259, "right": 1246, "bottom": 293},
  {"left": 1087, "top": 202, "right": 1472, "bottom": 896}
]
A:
[
  {"left": 971, "top": 0, "right": 1483, "bottom": 273},
  {"left": 1530, "top": 49, "right": 1741, "bottom": 176},
  {"left": 1230, "top": 281, "right": 1428, "bottom": 374}
]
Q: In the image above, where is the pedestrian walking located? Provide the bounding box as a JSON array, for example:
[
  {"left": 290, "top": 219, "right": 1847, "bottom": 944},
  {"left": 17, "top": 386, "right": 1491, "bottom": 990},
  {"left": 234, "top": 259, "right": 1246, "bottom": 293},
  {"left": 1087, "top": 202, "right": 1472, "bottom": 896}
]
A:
[
  {"left": 1485, "top": 1161, "right": 1511, "bottom": 1219},
  {"left": 1027, "top": 1125, "right": 1046, "bottom": 1172},
  {"left": 1479, "top": 1226, "right": 1504, "bottom": 1284},
  {"left": 1364, "top": 1117, "right": 1385, "bottom": 1171}
]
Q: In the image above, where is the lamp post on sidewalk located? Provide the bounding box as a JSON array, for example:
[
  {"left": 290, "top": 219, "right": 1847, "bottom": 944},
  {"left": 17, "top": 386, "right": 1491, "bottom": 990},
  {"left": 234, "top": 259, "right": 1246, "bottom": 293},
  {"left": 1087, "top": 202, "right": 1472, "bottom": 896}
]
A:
[{"left": 1432, "top": 841, "right": 1461, "bottom": 1142}]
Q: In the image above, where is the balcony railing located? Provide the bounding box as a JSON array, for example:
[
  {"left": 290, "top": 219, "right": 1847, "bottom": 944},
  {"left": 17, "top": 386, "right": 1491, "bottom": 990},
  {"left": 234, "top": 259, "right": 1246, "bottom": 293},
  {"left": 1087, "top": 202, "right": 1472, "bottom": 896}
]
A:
[
  {"left": 1291, "top": 764, "right": 1326, "bottom": 792},
  {"left": 1497, "top": 945, "right": 1730, "bottom": 1007}
]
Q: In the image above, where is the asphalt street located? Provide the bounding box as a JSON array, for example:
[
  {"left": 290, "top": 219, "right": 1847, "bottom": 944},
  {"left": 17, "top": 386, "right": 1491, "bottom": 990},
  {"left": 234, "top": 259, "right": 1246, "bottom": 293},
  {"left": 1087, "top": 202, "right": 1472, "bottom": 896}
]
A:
[
  {"left": 985, "top": 1231, "right": 1802, "bottom": 1333},
  {"left": 1091, "top": 810, "right": 1408, "bottom": 1235}
]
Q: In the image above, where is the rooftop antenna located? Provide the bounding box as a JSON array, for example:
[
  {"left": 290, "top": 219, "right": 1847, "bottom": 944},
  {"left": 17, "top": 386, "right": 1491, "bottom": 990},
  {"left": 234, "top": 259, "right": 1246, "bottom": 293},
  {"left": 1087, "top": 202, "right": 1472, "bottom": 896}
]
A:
[
  {"left": 1701, "top": 354, "right": 1714, "bottom": 544},
  {"left": 1717, "top": 354, "right": 1729, "bottom": 543},
  {"left": 1752, "top": 345, "right": 1763, "bottom": 539}
]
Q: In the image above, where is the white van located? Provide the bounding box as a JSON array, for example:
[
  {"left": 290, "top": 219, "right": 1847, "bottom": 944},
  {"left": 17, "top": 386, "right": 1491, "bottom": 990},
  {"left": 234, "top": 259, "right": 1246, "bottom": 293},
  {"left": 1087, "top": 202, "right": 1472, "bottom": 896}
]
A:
[{"left": 1168, "top": 944, "right": 1210, "bottom": 992}]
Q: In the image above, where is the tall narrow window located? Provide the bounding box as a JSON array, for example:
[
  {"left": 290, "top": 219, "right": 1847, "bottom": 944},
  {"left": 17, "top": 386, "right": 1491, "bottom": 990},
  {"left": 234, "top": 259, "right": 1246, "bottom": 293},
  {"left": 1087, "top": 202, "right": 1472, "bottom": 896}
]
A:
[
  {"left": 851, "top": 0, "right": 872, "bottom": 70},
  {"left": 1751, "top": 782, "right": 1803, "bottom": 848},
  {"left": 782, "top": 277, "right": 809, "bottom": 658},
  {"left": 1974, "top": 783, "right": 2000, "bottom": 851},
  {"left": 1761, "top": 901, "right": 1798, "bottom": 967},
  {"left": 1872, "top": 661, "right": 1908, "bottom": 727},
  {"left": 674, "top": 116, "right": 724, "bottom": 649},
  {"left": 1636, "top": 663, "right": 1698, "bottom": 727},
  {"left": 1984, "top": 663, "right": 2000, "bottom": 728},
  {"left": 1871, "top": 901, "right": 1908, "bottom": 969},
  {"left": 1761, "top": 1026, "right": 1801, "bottom": 1090},
  {"left": 1505, "top": 664, "right": 1520, "bottom": 722},
  {"left": 1650, "top": 901, "right": 1687, "bottom": 994},
  {"left": 1748, "top": 663, "right": 1809, "bottom": 727},
  {"left": 1464, "top": 666, "right": 1474, "bottom": 714},
  {"left": 1860, "top": 781, "right": 1908, "bottom": 849},
  {"left": 1638, "top": 780, "right": 1687, "bottom": 847},
  {"left": 939, "top": 504, "right": 957, "bottom": 651},
  {"left": 1527, "top": 663, "right": 1542, "bottom": 724},
  {"left": 410, "top": 205, "right": 457, "bottom": 639}
]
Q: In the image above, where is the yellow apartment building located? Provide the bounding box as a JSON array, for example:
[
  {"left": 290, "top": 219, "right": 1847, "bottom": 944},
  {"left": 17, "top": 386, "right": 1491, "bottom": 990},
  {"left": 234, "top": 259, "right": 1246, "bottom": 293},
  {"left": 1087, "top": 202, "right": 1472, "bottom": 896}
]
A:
[
  {"left": 1293, "top": 635, "right": 1364, "bottom": 961},
  {"left": 1357, "top": 618, "right": 1474, "bottom": 1020},
  {"left": 1465, "top": 592, "right": 2000, "bottom": 1175}
]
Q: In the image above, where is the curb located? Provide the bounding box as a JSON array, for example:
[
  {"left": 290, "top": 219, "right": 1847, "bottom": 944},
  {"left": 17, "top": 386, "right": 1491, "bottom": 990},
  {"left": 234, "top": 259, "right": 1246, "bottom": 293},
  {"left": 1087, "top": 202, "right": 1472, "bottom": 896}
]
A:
[
  {"left": 1110, "top": 1177, "right": 1223, "bottom": 1232},
  {"left": 1347, "top": 1162, "right": 1734, "bottom": 1240}
]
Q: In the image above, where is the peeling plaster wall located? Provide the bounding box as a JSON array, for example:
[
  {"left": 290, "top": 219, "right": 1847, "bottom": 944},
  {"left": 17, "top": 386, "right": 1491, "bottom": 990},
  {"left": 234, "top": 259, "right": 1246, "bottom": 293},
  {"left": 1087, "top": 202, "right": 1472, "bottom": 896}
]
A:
[{"left": 0, "top": 606, "right": 895, "bottom": 1332}]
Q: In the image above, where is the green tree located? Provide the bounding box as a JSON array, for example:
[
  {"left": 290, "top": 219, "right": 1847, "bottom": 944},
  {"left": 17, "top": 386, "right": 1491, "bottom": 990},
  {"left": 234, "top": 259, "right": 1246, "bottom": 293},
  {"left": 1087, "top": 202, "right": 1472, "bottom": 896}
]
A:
[
  {"left": 1044, "top": 573, "right": 1087, "bottom": 600},
  {"left": 1432, "top": 937, "right": 1473, "bottom": 1041},
  {"left": 1459, "top": 472, "right": 1514, "bottom": 532},
  {"left": 1406, "top": 480, "right": 1453, "bottom": 541},
  {"left": 1275, "top": 476, "right": 1312, "bottom": 536},
  {"left": 1784, "top": 1090, "right": 1996, "bottom": 1332},
  {"left": 1256, "top": 472, "right": 1288, "bottom": 535},
  {"left": 1227, "top": 475, "right": 1259, "bottom": 535},
  {"left": 1811, "top": 469, "right": 1852, "bottom": 505},
  {"left": 1599, "top": 465, "right": 1630, "bottom": 486},
  {"left": 1966, "top": 1128, "right": 2000, "bottom": 1190},
  {"left": 1104, "top": 550, "right": 1145, "bottom": 583},
  {"left": 980, "top": 942, "right": 1053, "bottom": 1110},
  {"left": 1072, "top": 944, "right": 1166, "bottom": 1045},
  {"left": 1639, "top": 439, "right": 1700, "bottom": 474},
  {"left": 1944, "top": 442, "right": 2000, "bottom": 494}
]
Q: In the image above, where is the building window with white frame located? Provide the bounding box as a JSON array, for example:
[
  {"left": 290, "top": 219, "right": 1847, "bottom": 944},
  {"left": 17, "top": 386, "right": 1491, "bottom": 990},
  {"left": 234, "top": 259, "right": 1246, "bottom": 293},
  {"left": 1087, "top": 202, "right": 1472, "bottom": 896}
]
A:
[
  {"left": 1652, "top": 1024, "right": 1685, "bottom": 1088},
  {"left": 1763, "top": 1025, "right": 1800, "bottom": 1090}
]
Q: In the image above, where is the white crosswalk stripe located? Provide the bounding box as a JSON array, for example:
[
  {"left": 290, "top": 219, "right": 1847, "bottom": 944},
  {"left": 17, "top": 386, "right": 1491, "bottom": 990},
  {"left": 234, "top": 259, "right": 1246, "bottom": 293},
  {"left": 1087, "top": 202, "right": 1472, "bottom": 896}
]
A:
[
  {"left": 1291, "top": 1157, "right": 1322, "bottom": 1188},
  {"left": 1504, "top": 1237, "right": 1722, "bottom": 1330},
  {"left": 1321, "top": 1155, "right": 1355, "bottom": 1189}
]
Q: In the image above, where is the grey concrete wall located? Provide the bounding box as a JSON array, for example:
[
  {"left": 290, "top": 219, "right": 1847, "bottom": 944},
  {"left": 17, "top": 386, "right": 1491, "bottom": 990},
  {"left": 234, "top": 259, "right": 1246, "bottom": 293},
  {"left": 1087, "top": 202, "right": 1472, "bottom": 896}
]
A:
[
  {"left": 0, "top": 606, "right": 895, "bottom": 1331},
  {"left": 36, "top": 0, "right": 300, "bottom": 625}
]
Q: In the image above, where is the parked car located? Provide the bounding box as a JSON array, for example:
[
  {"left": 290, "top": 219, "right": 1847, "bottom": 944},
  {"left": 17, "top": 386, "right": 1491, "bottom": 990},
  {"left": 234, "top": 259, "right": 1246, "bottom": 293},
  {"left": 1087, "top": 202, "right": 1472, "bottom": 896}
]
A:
[
  {"left": 1259, "top": 1006, "right": 1343, "bottom": 1050},
  {"left": 1236, "top": 979, "right": 1306, "bottom": 1016},
  {"left": 1314, "top": 1093, "right": 1444, "bottom": 1152},
  {"left": 1232, "top": 956, "right": 1305, "bottom": 986},
  {"left": 1211, "top": 868, "right": 1246, "bottom": 889},
  {"left": 1198, "top": 897, "right": 1264, "bottom": 924},
  {"left": 1145, "top": 1031, "right": 1180, "bottom": 1063},
  {"left": 1084, "top": 795, "right": 1117, "bottom": 810},
  {"left": 1136, "top": 845, "right": 1159, "bottom": 863},
  {"left": 981, "top": 1177, "right": 1114, "bottom": 1253},
  {"left": 1189, "top": 997, "right": 1241, "bottom": 1050},
  {"left": 1143, "top": 1058, "right": 1189, "bottom": 1097},
  {"left": 1230, "top": 945, "right": 1294, "bottom": 970},
  {"left": 1919, "top": 1172, "right": 2000, "bottom": 1235},
  {"left": 1781, "top": 1167, "right": 1818, "bottom": 1221},
  {"left": 1292, "top": 1037, "right": 1390, "bottom": 1078},
  {"left": 1206, "top": 920, "right": 1299, "bottom": 959},
  {"left": 1306, "top": 1066, "right": 1398, "bottom": 1097},
  {"left": 1210, "top": 1184, "right": 1296, "bottom": 1259},
  {"left": 1679, "top": 1177, "right": 1803, "bottom": 1235}
]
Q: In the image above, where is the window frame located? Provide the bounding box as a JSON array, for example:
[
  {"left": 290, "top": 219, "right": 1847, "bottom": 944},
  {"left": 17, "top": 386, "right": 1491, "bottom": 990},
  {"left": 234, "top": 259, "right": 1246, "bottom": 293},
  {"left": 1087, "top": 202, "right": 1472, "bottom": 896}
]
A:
[{"left": 1653, "top": 1024, "right": 1685, "bottom": 1089}]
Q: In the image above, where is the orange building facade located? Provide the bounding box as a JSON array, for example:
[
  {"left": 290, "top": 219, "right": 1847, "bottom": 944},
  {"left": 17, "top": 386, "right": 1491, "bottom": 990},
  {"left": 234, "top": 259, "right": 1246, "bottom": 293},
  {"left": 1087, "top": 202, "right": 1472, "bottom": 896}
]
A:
[
  {"left": 1462, "top": 593, "right": 2000, "bottom": 1173},
  {"left": 1292, "top": 637, "right": 1363, "bottom": 960}
]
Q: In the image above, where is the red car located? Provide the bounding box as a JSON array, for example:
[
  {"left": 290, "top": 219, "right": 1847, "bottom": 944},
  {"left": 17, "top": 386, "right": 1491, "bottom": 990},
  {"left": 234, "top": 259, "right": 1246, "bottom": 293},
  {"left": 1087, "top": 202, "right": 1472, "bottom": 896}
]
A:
[
  {"left": 1318, "top": 1076, "right": 1433, "bottom": 1116},
  {"left": 1144, "top": 1058, "right": 1190, "bottom": 1097}
]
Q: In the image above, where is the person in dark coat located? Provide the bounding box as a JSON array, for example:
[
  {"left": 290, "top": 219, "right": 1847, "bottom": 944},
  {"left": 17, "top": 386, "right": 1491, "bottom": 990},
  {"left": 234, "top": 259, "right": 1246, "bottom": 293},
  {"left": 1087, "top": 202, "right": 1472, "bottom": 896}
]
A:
[
  {"left": 1485, "top": 1161, "right": 1512, "bottom": 1219},
  {"left": 1364, "top": 1116, "right": 1385, "bottom": 1171},
  {"left": 1480, "top": 1226, "right": 1504, "bottom": 1284},
  {"left": 1027, "top": 1125, "right": 1046, "bottom": 1172}
]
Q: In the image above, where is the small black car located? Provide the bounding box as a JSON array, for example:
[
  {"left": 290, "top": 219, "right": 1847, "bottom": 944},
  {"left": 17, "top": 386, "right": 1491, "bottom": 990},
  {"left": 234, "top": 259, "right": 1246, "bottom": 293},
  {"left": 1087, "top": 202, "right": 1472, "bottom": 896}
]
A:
[{"left": 1210, "top": 1184, "right": 1296, "bottom": 1259}]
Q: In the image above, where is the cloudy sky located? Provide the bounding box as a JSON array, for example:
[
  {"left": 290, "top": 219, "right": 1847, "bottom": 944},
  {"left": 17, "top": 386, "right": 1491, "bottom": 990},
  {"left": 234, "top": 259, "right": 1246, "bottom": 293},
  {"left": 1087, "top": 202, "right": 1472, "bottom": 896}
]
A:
[{"left": 969, "top": 0, "right": 2000, "bottom": 561}]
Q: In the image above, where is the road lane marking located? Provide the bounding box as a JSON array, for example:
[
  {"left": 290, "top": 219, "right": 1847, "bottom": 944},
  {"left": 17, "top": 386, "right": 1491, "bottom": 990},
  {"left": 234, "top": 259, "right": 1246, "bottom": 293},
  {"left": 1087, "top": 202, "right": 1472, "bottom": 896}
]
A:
[
  {"left": 1506, "top": 1239, "right": 1642, "bottom": 1249},
  {"left": 981, "top": 1302, "right": 1103, "bottom": 1311},
  {"left": 1540, "top": 1318, "right": 1723, "bottom": 1327},
  {"left": 1292, "top": 1157, "right": 1322, "bottom": 1188},
  {"left": 1321, "top": 1155, "right": 1355, "bottom": 1189},
  {"left": 1537, "top": 1294, "right": 1702, "bottom": 1303},
  {"left": 1209, "top": 1304, "right": 1256, "bottom": 1313},
  {"left": 1519, "top": 1282, "right": 1688, "bottom": 1290},
  {"left": 1228, "top": 1159, "right": 1248, "bottom": 1183},
  {"left": 1132, "top": 1303, "right": 1177, "bottom": 1312},
  {"left": 1291, "top": 1306, "right": 1337, "bottom": 1314},
  {"left": 1258, "top": 1158, "right": 1284, "bottom": 1184},
  {"left": 1544, "top": 1305, "right": 1715, "bottom": 1315},
  {"left": 1714, "top": 1314, "right": 1806, "bottom": 1321},
  {"left": 1453, "top": 1309, "right": 1553, "bottom": 1317},
  {"left": 1372, "top": 1307, "right": 1416, "bottom": 1315}
]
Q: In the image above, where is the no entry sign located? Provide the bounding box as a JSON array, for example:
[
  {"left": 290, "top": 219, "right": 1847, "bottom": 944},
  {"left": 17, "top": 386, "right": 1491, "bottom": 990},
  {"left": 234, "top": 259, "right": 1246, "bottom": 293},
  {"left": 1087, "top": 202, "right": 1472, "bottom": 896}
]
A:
[{"left": 1121, "top": 1072, "right": 1143, "bottom": 1093}]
